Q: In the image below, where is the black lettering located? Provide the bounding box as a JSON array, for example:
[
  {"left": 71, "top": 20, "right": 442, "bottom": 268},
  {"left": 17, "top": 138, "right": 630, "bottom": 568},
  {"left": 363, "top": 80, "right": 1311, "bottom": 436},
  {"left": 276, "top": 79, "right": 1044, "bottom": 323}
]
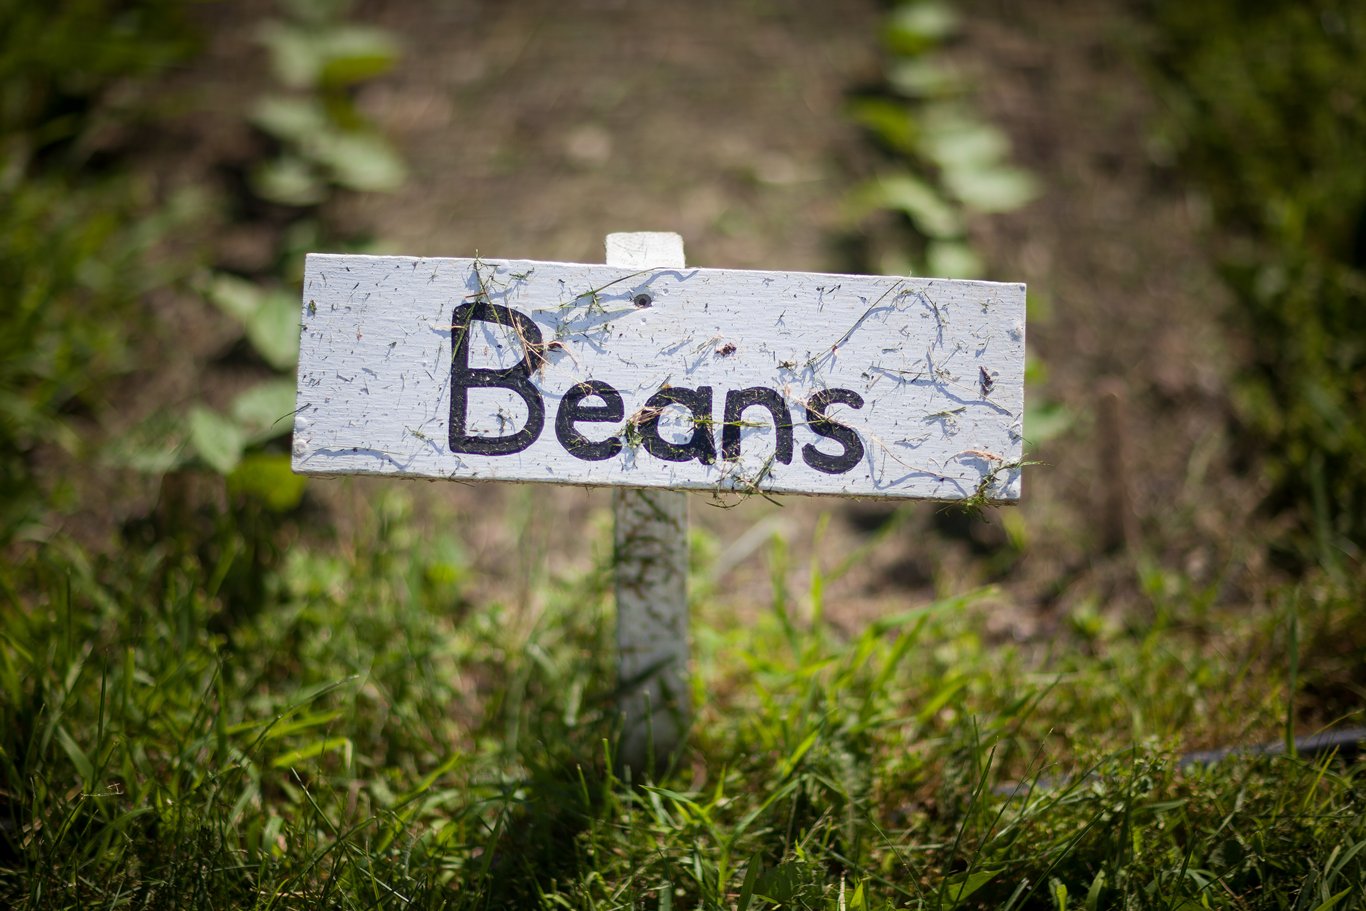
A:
[
  {"left": 802, "top": 388, "right": 864, "bottom": 474},
  {"left": 637, "top": 386, "right": 716, "bottom": 465},
  {"left": 449, "top": 301, "right": 545, "bottom": 455},
  {"left": 721, "top": 387, "right": 793, "bottom": 464},
  {"left": 556, "top": 380, "right": 624, "bottom": 461}
]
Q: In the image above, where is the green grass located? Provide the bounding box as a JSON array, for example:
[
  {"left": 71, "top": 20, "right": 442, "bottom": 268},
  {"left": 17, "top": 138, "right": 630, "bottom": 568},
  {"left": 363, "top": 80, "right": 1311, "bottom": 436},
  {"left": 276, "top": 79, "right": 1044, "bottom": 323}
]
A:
[{"left": 2, "top": 493, "right": 1362, "bottom": 908}]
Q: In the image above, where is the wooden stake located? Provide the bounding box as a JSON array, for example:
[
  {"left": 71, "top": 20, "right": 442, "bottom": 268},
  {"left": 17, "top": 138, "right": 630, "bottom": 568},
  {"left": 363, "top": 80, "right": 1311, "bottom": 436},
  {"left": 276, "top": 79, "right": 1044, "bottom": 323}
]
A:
[{"left": 607, "top": 232, "right": 691, "bottom": 774}]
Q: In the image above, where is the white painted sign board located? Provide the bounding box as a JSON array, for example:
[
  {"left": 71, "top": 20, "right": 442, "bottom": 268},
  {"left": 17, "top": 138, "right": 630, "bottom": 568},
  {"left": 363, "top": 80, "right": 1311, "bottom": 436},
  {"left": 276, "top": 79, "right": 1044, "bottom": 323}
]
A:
[{"left": 292, "top": 253, "right": 1025, "bottom": 503}]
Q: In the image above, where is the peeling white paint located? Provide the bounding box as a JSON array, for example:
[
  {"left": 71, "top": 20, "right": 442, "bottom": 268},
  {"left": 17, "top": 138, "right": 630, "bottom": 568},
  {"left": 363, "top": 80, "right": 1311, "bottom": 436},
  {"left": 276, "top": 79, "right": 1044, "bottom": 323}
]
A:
[{"left": 293, "top": 253, "right": 1026, "bottom": 502}]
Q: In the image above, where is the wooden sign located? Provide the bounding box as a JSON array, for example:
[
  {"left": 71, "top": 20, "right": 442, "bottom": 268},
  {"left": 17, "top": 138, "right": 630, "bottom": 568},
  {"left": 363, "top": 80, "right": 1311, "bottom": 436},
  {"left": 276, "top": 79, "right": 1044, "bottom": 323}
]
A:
[{"left": 292, "top": 253, "right": 1026, "bottom": 502}]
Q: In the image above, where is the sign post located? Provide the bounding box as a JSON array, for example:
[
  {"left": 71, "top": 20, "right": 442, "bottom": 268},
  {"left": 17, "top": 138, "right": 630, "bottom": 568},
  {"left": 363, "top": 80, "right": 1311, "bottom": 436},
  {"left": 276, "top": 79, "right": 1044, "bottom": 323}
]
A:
[
  {"left": 292, "top": 237, "right": 1026, "bottom": 772},
  {"left": 606, "top": 233, "right": 691, "bottom": 773}
]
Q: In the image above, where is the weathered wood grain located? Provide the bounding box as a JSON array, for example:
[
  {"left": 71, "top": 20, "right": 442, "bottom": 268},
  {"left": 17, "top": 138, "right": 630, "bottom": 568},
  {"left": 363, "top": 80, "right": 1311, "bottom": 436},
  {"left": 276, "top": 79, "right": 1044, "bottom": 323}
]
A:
[{"left": 292, "top": 253, "right": 1025, "bottom": 502}]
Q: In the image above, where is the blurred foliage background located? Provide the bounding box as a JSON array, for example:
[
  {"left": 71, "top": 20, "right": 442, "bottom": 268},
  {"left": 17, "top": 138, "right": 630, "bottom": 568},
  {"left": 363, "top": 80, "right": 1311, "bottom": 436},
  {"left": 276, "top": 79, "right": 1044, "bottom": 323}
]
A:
[{"left": 1148, "top": 0, "right": 1366, "bottom": 569}]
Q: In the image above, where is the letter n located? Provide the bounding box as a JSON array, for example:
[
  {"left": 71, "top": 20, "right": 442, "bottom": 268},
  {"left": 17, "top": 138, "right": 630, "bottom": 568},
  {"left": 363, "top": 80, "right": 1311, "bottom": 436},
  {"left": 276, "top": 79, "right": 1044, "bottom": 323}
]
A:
[{"left": 722, "top": 387, "right": 793, "bottom": 464}]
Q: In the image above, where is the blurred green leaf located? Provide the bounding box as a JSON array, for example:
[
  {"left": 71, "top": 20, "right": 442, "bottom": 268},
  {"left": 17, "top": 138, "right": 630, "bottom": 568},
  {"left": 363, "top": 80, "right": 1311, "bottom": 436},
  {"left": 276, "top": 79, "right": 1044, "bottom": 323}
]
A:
[
  {"left": 1023, "top": 400, "right": 1074, "bottom": 445},
  {"left": 925, "top": 239, "right": 983, "bottom": 278},
  {"left": 853, "top": 173, "right": 962, "bottom": 238},
  {"left": 888, "top": 59, "right": 967, "bottom": 99},
  {"left": 188, "top": 406, "right": 246, "bottom": 475},
  {"left": 229, "top": 452, "right": 307, "bottom": 512},
  {"left": 258, "top": 21, "right": 321, "bottom": 89},
  {"left": 245, "top": 290, "right": 302, "bottom": 371},
  {"left": 848, "top": 97, "right": 919, "bottom": 155},
  {"left": 423, "top": 532, "right": 468, "bottom": 592},
  {"left": 231, "top": 379, "right": 298, "bottom": 444},
  {"left": 252, "top": 155, "right": 328, "bottom": 206},
  {"left": 204, "top": 275, "right": 302, "bottom": 370},
  {"left": 205, "top": 272, "right": 263, "bottom": 324},
  {"left": 316, "top": 26, "right": 400, "bottom": 87},
  {"left": 1024, "top": 351, "right": 1049, "bottom": 385},
  {"left": 250, "top": 96, "right": 330, "bottom": 145},
  {"left": 313, "top": 131, "right": 407, "bottom": 192},
  {"left": 943, "top": 164, "right": 1039, "bottom": 213},
  {"left": 258, "top": 21, "right": 397, "bottom": 90},
  {"left": 884, "top": 1, "right": 957, "bottom": 56},
  {"left": 921, "top": 115, "right": 1010, "bottom": 169}
]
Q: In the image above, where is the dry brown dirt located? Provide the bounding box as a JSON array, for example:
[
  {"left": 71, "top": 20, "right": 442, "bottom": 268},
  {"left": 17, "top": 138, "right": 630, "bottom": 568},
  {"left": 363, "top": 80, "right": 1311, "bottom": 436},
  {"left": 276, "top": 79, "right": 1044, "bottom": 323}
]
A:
[{"left": 124, "top": 0, "right": 1267, "bottom": 635}]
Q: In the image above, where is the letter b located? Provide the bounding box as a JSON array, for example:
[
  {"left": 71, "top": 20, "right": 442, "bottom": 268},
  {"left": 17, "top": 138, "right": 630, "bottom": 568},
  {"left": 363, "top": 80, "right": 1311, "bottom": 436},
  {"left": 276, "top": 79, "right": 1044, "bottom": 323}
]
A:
[{"left": 449, "top": 301, "right": 545, "bottom": 455}]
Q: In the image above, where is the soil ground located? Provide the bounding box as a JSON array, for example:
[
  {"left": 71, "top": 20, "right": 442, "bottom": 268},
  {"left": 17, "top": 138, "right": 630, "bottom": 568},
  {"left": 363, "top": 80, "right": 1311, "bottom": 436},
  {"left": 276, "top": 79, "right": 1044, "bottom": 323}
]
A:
[{"left": 134, "top": 0, "right": 1264, "bottom": 636}]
